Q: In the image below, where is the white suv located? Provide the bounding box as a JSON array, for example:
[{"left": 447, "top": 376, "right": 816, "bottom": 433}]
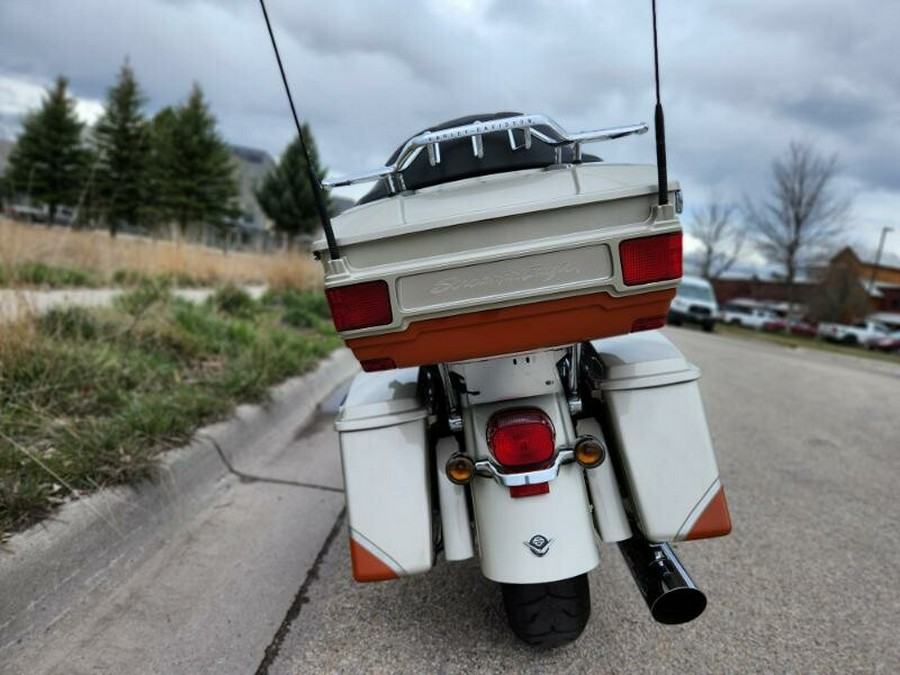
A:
[
  {"left": 667, "top": 276, "right": 718, "bottom": 332},
  {"left": 721, "top": 301, "right": 778, "bottom": 329}
]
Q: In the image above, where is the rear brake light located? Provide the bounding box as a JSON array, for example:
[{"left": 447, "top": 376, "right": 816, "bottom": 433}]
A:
[
  {"left": 620, "top": 232, "right": 682, "bottom": 286},
  {"left": 487, "top": 408, "right": 555, "bottom": 468},
  {"left": 325, "top": 281, "right": 392, "bottom": 332}
]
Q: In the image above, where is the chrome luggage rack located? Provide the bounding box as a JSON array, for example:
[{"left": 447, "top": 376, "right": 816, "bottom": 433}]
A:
[{"left": 322, "top": 113, "right": 648, "bottom": 194}]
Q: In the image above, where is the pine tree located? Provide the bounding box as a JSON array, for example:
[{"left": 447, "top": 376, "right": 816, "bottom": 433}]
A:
[
  {"left": 5, "top": 76, "right": 88, "bottom": 222},
  {"left": 94, "top": 60, "right": 151, "bottom": 237},
  {"left": 148, "top": 84, "right": 238, "bottom": 238},
  {"left": 255, "top": 125, "right": 330, "bottom": 242}
]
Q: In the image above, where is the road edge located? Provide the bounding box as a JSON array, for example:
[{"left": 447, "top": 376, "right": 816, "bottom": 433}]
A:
[{"left": 0, "top": 348, "right": 359, "bottom": 652}]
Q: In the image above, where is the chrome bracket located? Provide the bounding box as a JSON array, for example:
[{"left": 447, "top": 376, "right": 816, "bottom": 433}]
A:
[
  {"left": 438, "top": 364, "right": 463, "bottom": 433},
  {"left": 474, "top": 449, "right": 575, "bottom": 487}
]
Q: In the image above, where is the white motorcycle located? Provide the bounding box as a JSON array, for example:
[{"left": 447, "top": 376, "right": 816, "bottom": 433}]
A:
[{"left": 313, "top": 112, "right": 732, "bottom": 648}]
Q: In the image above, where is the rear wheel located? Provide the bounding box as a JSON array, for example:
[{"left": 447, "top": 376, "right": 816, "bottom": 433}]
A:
[{"left": 500, "top": 574, "right": 591, "bottom": 649}]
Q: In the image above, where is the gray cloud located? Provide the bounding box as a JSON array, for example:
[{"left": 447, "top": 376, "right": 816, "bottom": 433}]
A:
[{"left": 1, "top": 0, "right": 899, "bottom": 257}]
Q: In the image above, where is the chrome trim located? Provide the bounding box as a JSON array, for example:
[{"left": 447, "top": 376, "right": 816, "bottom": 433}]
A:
[
  {"left": 323, "top": 113, "right": 649, "bottom": 188},
  {"left": 438, "top": 363, "right": 463, "bottom": 433},
  {"left": 474, "top": 448, "right": 575, "bottom": 487},
  {"left": 567, "top": 344, "right": 583, "bottom": 416}
]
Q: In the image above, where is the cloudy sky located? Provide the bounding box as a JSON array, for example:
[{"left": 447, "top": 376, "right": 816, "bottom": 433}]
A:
[{"left": 2, "top": 0, "right": 899, "bottom": 266}]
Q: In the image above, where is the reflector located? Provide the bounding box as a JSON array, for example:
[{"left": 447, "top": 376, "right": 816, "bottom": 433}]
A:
[
  {"left": 510, "top": 483, "right": 550, "bottom": 498},
  {"left": 620, "top": 232, "right": 682, "bottom": 286},
  {"left": 360, "top": 357, "right": 397, "bottom": 372},
  {"left": 326, "top": 281, "right": 393, "bottom": 332},
  {"left": 631, "top": 315, "right": 667, "bottom": 332}
]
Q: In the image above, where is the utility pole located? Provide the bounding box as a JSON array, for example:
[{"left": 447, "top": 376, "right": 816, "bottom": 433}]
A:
[{"left": 867, "top": 226, "right": 894, "bottom": 307}]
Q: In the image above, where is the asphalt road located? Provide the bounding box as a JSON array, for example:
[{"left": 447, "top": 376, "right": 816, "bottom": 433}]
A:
[
  {"left": 5, "top": 328, "right": 899, "bottom": 674},
  {"left": 267, "top": 328, "right": 900, "bottom": 674}
]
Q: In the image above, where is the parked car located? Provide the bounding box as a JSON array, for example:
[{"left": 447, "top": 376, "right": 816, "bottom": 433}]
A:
[
  {"left": 760, "top": 318, "right": 818, "bottom": 337},
  {"left": 788, "top": 321, "right": 818, "bottom": 338},
  {"left": 817, "top": 320, "right": 890, "bottom": 346},
  {"left": 761, "top": 318, "right": 788, "bottom": 333},
  {"left": 866, "top": 330, "right": 900, "bottom": 353},
  {"left": 721, "top": 301, "right": 779, "bottom": 330},
  {"left": 667, "top": 275, "right": 718, "bottom": 332}
]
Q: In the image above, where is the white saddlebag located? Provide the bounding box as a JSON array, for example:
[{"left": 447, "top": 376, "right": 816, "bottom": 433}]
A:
[
  {"left": 335, "top": 368, "right": 433, "bottom": 581},
  {"left": 589, "top": 331, "right": 732, "bottom": 542}
]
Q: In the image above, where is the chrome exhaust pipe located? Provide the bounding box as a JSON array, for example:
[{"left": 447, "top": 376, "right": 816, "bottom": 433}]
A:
[{"left": 618, "top": 538, "right": 707, "bottom": 625}]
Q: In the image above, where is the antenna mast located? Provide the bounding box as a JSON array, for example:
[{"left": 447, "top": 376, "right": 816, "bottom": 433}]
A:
[
  {"left": 259, "top": 0, "right": 341, "bottom": 260},
  {"left": 651, "top": 0, "right": 668, "bottom": 207}
]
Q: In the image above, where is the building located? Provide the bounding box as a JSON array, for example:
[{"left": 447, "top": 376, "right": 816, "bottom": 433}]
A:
[
  {"left": 711, "top": 246, "right": 900, "bottom": 326},
  {"left": 826, "top": 246, "right": 900, "bottom": 328},
  {"left": 229, "top": 144, "right": 275, "bottom": 235}
]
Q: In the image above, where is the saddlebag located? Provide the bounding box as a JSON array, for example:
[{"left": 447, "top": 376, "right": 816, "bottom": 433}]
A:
[
  {"left": 316, "top": 163, "right": 681, "bottom": 370},
  {"left": 334, "top": 368, "right": 433, "bottom": 581},
  {"left": 589, "top": 331, "right": 732, "bottom": 542}
]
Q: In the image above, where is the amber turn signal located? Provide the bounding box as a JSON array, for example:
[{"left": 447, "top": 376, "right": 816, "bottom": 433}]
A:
[
  {"left": 445, "top": 454, "right": 476, "bottom": 485},
  {"left": 574, "top": 437, "right": 606, "bottom": 468}
]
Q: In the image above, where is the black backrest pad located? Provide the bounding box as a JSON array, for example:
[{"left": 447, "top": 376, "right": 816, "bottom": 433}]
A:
[{"left": 357, "top": 112, "right": 598, "bottom": 205}]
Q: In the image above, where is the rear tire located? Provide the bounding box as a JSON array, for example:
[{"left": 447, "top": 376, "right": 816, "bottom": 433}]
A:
[{"left": 500, "top": 574, "right": 591, "bottom": 649}]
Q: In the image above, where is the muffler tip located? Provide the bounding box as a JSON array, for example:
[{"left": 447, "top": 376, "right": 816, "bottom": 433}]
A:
[{"left": 650, "top": 586, "right": 707, "bottom": 625}]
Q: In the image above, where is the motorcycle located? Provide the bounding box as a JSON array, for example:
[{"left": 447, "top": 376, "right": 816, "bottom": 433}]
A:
[{"left": 313, "top": 112, "right": 732, "bottom": 648}]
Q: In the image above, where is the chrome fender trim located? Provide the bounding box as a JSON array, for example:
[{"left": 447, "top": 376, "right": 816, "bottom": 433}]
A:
[{"left": 474, "top": 449, "right": 575, "bottom": 487}]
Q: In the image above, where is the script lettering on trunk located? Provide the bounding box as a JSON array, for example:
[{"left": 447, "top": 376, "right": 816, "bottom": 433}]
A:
[{"left": 429, "top": 261, "right": 580, "bottom": 296}]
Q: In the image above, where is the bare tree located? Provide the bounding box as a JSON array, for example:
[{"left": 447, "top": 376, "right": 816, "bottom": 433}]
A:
[
  {"left": 744, "top": 141, "right": 850, "bottom": 301},
  {"left": 688, "top": 195, "right": 744, "bottom": 280},
  {"left": 807, "top": 263, "right": 870, "bottom": 324}
]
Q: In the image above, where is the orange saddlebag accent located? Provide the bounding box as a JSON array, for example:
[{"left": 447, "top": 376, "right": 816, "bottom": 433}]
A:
[
  {"left": 345, "top": 289, "right": 675, "bottom": 368},
  {"left": 349, "top": 538, "right": 399, "bottom": 582},
  {"left": 686, "top": 487, "right": 732, "bottom": 540}
]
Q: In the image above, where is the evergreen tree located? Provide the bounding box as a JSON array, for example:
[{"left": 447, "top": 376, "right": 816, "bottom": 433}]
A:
[
  {"left": 94, "top": 60, "right": 151, "bottom": 236},
  {"left": 148, "top": 84, "right": 238, "bottom": 237},
  {"left": 5, "top": 76, "right": 88, "bottom": 222},
  {"left": 255, "top": 125, "right": 330, "bottom": 242}
]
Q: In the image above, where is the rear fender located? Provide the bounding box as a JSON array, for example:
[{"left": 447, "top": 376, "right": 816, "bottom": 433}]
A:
[{"left": 463, "top": 392, "right": 599, "bottom": 584}]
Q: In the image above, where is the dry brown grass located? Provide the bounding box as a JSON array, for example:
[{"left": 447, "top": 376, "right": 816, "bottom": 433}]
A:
[{"left": 0, "top": 218, "right": 322, "bottom": 290}]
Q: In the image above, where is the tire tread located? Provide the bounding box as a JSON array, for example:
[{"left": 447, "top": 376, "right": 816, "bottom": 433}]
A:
[{"left": 501, "top": 574, "right": 591, "bottom": 649}]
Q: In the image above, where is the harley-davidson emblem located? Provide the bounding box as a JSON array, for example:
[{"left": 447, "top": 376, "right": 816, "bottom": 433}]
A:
[{"left": 524, "top": 534, "right": 553, "bottom": 557}]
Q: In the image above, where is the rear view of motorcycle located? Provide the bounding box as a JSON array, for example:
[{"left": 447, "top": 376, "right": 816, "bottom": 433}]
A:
[{"left": 260, "top": 0, "right": 732, "bottom": 648}]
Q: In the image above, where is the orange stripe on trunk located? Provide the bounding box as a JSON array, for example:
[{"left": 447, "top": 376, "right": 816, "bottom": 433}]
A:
[
  {"left": 345, "top": 288, "right": 675, "bottom": 368},
  {"left": 349, "top": 538, "right": 399, "bottom": 582},
  {"left": 686, "top": 487, "right": 732, "bottom": 540}
]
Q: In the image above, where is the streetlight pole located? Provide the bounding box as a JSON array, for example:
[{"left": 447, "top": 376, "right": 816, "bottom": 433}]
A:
[{"left": 867, "top": 226, "right": 894, "bottom": 307}]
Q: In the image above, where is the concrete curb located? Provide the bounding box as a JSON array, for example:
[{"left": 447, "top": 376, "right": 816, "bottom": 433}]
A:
[{"left": 0, "top": 348, "right": 359, "bottom": 651}]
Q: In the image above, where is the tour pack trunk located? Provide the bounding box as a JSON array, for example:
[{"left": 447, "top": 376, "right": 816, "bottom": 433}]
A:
[{"left": 316, "top": 162, "right": 683, "bottom": 370}]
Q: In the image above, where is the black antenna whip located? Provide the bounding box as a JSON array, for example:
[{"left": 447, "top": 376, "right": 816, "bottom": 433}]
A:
[
  {"left": 259, "top": 0, "right": 340, "bottom": 260},
  {"left": 651, "top": 0, "right": 669, "bottom": 206}
]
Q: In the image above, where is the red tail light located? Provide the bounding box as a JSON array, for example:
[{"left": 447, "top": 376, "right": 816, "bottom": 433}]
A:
[
  {"left": 487, "top": 408, "right": 555, "bottom": 468},
  {"left": 620, "top": 232, "right": 682, "bottom": 286},
  {"left": 325, "top": 281, "right": 392, "bottom": 332}
]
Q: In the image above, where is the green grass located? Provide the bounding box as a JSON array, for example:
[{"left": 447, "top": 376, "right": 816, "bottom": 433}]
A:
[
  {"left": 0, "top": 261, "right": 215, "bottom": 290},
  {"left": 4, "top": 261, "right": 103, "bottom": 288},
  {"left": 0, "top": 286, "right": 340, "bottom": 538},
  {"left": 716, "top": 323, "right": 900, "bottom": 364}
]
